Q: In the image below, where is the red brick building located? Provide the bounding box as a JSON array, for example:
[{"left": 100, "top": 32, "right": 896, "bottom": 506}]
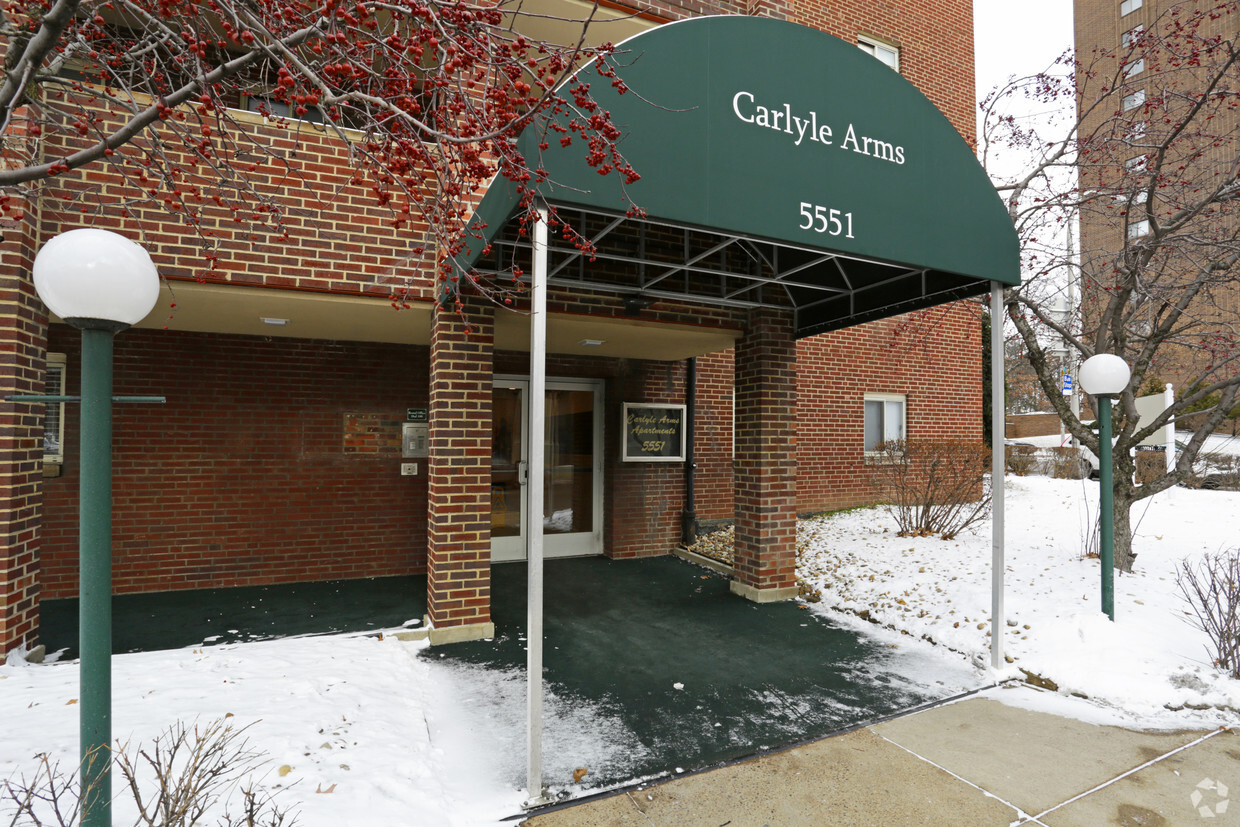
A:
[
  {"left": 0, "top": 1, "right": 1014, "bottom": 653},
  {"left": 1071, "top": 0, "right": 1240, "bottom": 422}
]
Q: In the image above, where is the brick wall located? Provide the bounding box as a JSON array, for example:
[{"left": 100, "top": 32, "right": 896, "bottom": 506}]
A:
[
  {"left": 796, "top": 303, "right": 984, "bottom": 512},
  {"left": 1074, "top": 0, "right": 1240, "bottom": 406},
  {"left": 34, "top": 301, "right": 981, "bottom": 604},
  {"left": 0, "top": 178, "right": 47, "bottom": 652},
  {"left": 39, "top": 109, "right": 436, "bottom": 308},
  {"left": 790, "top": 0, "right": 976, "bottom": 143},
  {"left": 1007, "top": 412, "right": 1064, "bottom": 439},
  {"left": 732, "top": 308, "right": 797, "bottom": 594},
  {"left": 39, "top": 326, "right": 429, "bottom": 598},
  {"left": 692, "top": 350, "right": 736, "bottom": 524},
  {"left": 694, "top": 301, "right": 984, "bottom": 521},
  {"left": 608, "top": 359, "right": 688, "bottom": 558},
  {"left": 426, "top": 300, "right": 493, "bottom": 630}
]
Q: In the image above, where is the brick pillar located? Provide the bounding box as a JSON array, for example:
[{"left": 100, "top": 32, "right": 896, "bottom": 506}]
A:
[
  {"left": 731, "top": 307, "right": 798, "bottom": 602},
  {"left": 0, "top": 184, "right": 47, "bottom": 655},
  {"left": 426, "top": 297, "right": 495, "bottom": 643}
]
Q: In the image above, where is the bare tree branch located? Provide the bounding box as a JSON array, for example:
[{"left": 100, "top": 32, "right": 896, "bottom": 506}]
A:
[{"left": 985, "top": 0, "right": 1240, "bottom": 571}]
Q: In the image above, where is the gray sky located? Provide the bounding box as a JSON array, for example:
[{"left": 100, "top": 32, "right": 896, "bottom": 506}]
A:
[
  {"left": 972, "top": 0, "right": 1077, "bottom": 181},
  {"left": 974, "top": 0, "right": 1075, "bottom": 104}
]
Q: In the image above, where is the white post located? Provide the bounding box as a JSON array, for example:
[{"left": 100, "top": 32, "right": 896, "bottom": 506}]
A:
[
  {"left": 1165, "top": 383, "right": 1175, "bottom": 474},
  {"left": 990, "top": 283, "right": 1006, "bottom": 669},
  {"left": 1059, "top": 355, "right": 1067, "bottom": 447},
  {"left": 1071, "top": 379, "right": 1081, "bottom": 450},
  {"left": 526, "top": 203, "right": 549, "bottom": 807},
  {"left": 1067, "top": 244, "right": 1080, "bottom": 450}
]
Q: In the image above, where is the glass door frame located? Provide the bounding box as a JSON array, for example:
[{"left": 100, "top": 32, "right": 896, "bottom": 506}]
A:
[{"left": 491, "top": 375, "right": 604, "bottom": 562}]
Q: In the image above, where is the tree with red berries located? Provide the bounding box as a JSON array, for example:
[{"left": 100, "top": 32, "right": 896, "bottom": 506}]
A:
[
  {"left": 0, "top": 0, "right": 639, "bottom": 303},
  {"left": 982, "top": 0, "right": 1240, "bottom": 572}
]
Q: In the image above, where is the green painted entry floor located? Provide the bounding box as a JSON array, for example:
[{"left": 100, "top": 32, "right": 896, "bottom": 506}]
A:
[
  {"left": 39, "top": 556, "right": 979, "bottom": 789},
  {"left": 39, "top": 575, "right": 428, "bottom": 657},
  {"left": 435, "top": 556, "right": 979, "bottom": 787}
]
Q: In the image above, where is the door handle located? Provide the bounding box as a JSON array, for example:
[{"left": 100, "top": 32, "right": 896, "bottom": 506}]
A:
[{"left": 518, "top": 460, "right": 528, "bottom": 485}]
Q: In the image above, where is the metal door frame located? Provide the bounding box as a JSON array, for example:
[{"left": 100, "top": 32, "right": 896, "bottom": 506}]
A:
[{"left": 492, "top": 374, "right": 603, "bottom": 562}]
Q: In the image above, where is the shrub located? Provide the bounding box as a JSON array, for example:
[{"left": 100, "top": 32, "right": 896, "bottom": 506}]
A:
[
  {"left": 1135, "top": 450, "right": 1164, "bottom": 485},
  {"left": 1005, "top": 444, "right": 1039, "bottom": 476},
  {"left": 2, "top": 719, "right": 296, "bottom": 826},
  {"left": 1180, "top": 452, "right": 1240, "bottom": 490},
  {"left": 1049, "top": 446, "right": 1089, "bottom": 480},
  {"left": 868, "top": 439, "right": 992, "bottom": 540},
  {"left": 1176, "top": 551, "right": 1240, "bottom": 680}
]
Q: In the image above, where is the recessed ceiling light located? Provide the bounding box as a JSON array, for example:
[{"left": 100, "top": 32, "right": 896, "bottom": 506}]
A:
[
  {"left": 578, "top": 339, "right": 606, "bottom": 347},
  {"left": 261, "top": 317, "right": 289, "bottom": 326}
]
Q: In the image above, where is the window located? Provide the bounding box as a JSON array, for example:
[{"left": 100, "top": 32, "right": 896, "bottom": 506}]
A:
[
  {"left": 245, "top": 95, "right": 325, "bottom": 124},
  {"left": 1122, "top": 25, "right": 1145, "bottom": 47},
  {"left": 1125, "top": 121, "right": 1148, "bottom": 143},
  {"left": 1128, "top": 218, "right": 1151, "bottom": 238},
  {"left": 864, "top": 393, "right": 906, "bottom": 453},
  {"left": 1125, "top": 154, "right": 1148, "bottom": 172},
  {"left": 858, "top": 36, "right": 899, "bottom": 71},
  {"left": 1124, "top": 58, "right": 1145, "bottom": 78},
  {"left": 44, "top": 354, "right": 66, "bottom": 463},
  {"left": 1123, "top": 89, "right": 1146, "bottom": 111},
  {"left": 1121, "top": 0, "right": 1143, "bottom": 15}
]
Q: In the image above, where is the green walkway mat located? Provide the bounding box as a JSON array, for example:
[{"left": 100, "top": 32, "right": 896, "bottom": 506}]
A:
[
  {"left": 39, "top": 575, "right": 427, "bottom": 658},
  {"left": 429, "top": 555, "right": 978, "bottom": 792},
  {"left": 37, "top": 556, "right": 975, "bottom": 794}
]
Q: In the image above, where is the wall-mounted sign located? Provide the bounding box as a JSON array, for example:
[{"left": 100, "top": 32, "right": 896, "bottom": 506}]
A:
[
  {"left": 622, "top": 403, "right": 687, "bottom": 462},
  {"left": 407, "top": 408, "right": 429, "bottom": 422}
]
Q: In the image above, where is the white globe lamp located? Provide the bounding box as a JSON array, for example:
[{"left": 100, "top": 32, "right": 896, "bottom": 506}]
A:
[
  {"left": 33, "top": 228, "right": 159, "bottom": 329},
  {"left": 1079, "top": 353, "right": 1131, "bottom": 397}
]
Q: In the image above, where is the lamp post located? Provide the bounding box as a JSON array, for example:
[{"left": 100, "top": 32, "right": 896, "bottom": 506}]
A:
[
  {"left": 32, "top": 229, "right": 160, "bottom": 827},
  {"left": 1078, "top": 353, "right": 1131, "bottom": 622}
]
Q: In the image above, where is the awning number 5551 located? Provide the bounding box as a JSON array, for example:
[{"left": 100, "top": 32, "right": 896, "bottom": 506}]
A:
[{"left": 798, "top": 203, "right": 855, "bottom": 239}]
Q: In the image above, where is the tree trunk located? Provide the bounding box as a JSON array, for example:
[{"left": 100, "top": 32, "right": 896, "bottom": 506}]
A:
[{"left": 1113, "top": 485, "right": 1137, "bottom": 573}]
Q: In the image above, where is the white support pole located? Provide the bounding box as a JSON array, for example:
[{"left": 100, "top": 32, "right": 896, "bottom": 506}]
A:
[
  {"left": 526, "top": 203, "right": 549, "bottom": 808},
  {"left": 990, "top": 282, "right": 1006, "bottom": 669},
  {"left": 1067, "top": 240, "right": 1080, "bottom": 449},
  {"left": 1071, "top": 379, "right": 1081, "bottom": 450},
  {"left": 1165, "top": 383, "right": 1176, "bottom": 474}
]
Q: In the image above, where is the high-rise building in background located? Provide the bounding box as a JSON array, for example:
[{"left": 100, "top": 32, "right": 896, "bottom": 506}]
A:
[{"left": 1072, "top": 0, "right": 1240, "bottom": 425}]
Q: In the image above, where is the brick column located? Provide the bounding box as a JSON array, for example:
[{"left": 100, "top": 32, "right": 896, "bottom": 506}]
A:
[
  {"left": 0, "top": 187, "right": 48, "bottom": 656},
  {"left": 426, "top": 297, "right": 494, "bottom": 643},
  {"left": 731, "top": 307, "right": 798, "bottom": 602}
]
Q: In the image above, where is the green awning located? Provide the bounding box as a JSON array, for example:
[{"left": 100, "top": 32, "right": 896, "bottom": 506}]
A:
[{"left": 459, "top": 16, "right": 1019, "bottom": 337}]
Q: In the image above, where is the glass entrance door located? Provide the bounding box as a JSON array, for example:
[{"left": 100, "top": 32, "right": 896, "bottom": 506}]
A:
[{"left": 491, "top": 377, "right": 602, "bottom": 562}]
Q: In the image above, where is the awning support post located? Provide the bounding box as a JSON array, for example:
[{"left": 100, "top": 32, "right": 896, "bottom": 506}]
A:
[
  {"left": 990, "top": 282, "right": 1006, "bottom": 669},
  {"left": 525, "top": 202, "right": 552, "bottom": 808}
]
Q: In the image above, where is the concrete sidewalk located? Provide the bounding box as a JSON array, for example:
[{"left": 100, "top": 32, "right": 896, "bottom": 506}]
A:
[{"left": 522, "top": 686, "right": 1238, "bottom": 826}]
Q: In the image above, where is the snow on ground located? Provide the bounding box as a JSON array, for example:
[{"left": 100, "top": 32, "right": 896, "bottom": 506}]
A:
[
  {"left": 3, "top": 476, "right": 1239, "bottom": 824},
  {"left": 799, "top": 475, "right": 1240, "bottom": 728},
  {"left": 1, "top": 634, "right": 529, "bottom": 825},
  {"left": 0, "top": 631, "right": 672, "bottom": 825}
]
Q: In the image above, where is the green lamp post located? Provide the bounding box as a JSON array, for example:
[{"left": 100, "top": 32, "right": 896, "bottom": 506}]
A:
[
  {"left": 1079, "top": 353, "right": 1132, "bottom": 622},
  {"left": 32, "top": 228, "right": 160, "bottom": 827}
]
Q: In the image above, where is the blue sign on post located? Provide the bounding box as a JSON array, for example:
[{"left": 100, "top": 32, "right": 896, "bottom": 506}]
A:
[{"left": 1062, "top": 373, "right": 1074, "bottom": 396}]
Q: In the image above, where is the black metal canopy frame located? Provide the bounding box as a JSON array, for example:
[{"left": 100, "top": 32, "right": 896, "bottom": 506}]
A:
[{"left": 477, "top": 203, "right": 995, "bottom": 339}]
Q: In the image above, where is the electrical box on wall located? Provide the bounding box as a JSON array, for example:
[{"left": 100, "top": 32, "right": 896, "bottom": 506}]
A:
[{"left": 402, "top": 422, "right": 428, "bottom": 458}]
